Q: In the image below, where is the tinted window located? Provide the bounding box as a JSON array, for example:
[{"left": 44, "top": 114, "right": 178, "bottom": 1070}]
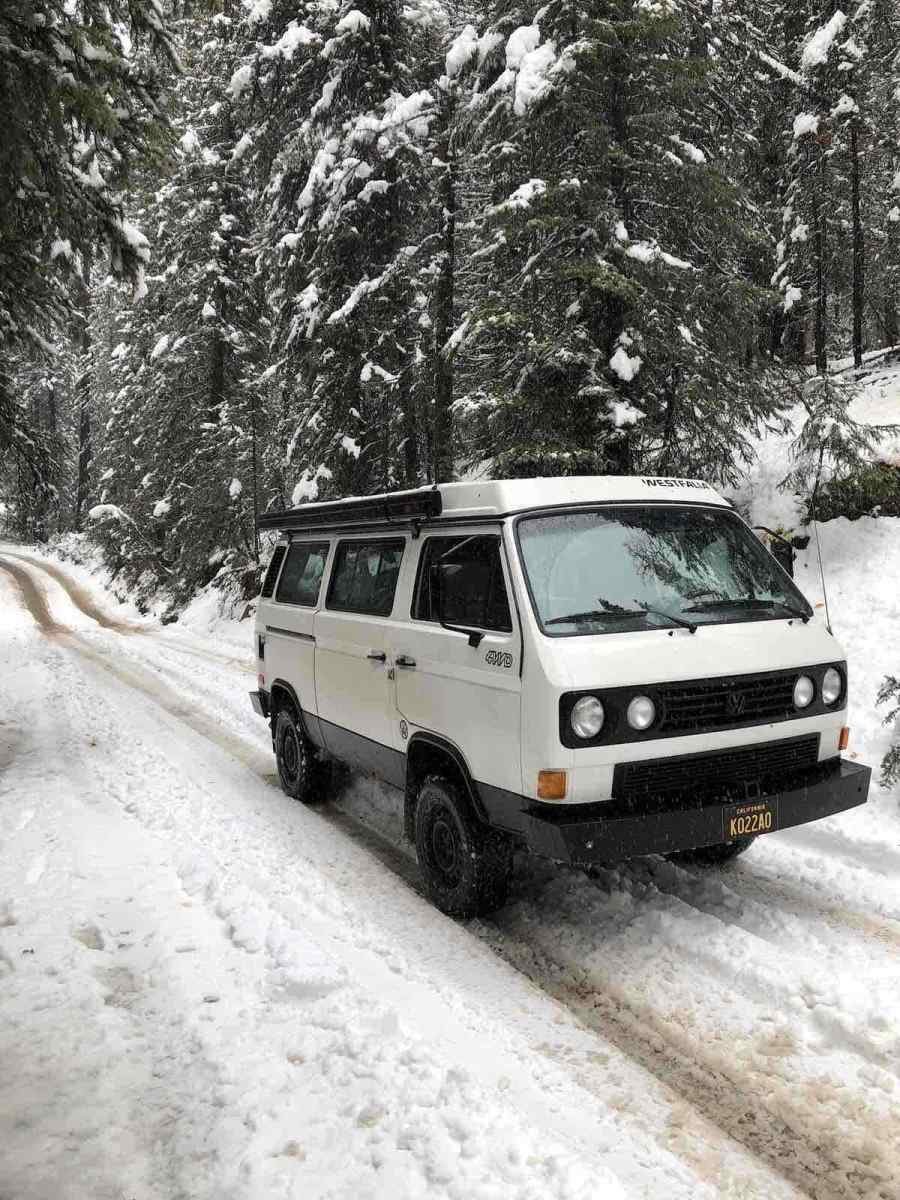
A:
[
  {"left": 260, "top": 544, "right": 287, "bottom": 599},
  {"left": 414, "top": 536, "right": 512, "bottom": 632},
  {"left": 275, "top": 542, "right": 329, "bottom": 606},
  {"left": 327, "top": 540, "right": 405, "bottom": 616}
]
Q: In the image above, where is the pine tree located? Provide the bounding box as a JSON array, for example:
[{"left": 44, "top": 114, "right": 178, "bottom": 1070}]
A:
[
  {"left": 92, "top": 4, "right": 266, "bottom": 605},
  {"left": 262, "top": 0, "right": 439, "bottom": 503},
  {"left": 455, "top": 1, "right": 782, "bottom": 485},
  {"left": 0, "top": 0, "right": 176, "bottom": 518}
]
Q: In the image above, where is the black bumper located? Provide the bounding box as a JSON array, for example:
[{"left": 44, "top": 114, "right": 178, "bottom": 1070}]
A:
[
  {"left": 519, "top": 758, "right": 871, "bottom": 866},
  {"left": 249, "top": 689, "right": 270, "bottom": 719}
]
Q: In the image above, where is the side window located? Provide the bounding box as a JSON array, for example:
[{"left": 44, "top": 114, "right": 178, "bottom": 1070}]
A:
[
  {"left": 275, "top": 542, "right": 330, "bottom": 607},
  {"left": 327, "top": 539, "right": 405, "bottom": 616},
  {"left": 413, "top": 536, "right": 512, "bottom": 632},
  {"left": 260, "top": 543, "right": 287, "bottom": 599}
]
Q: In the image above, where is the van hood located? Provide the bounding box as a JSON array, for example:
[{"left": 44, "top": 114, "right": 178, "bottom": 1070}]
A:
[{"left": 536, "top": 614, "right": 845, "bottom": 690}]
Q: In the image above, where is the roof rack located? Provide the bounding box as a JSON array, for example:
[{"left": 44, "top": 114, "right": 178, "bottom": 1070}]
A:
[{"left": 257, "top": 488, "right": 442, "bottom": 533}]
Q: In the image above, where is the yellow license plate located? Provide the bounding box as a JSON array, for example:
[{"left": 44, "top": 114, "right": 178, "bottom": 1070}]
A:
[{"left": 723, "top": 798, "right": 778, "bottom": 840}]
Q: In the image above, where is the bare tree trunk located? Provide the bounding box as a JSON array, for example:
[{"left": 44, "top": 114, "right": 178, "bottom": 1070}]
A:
[
  {"left": 249, "top": 385, "right": 259, "bottom": 565},
  {"left": 814, "top": 152, "right": 828, "bottom": 374},
  {"left": 396, "top": 313, "right": 419, "bottom": 486},
  {"left": 431, "top": 100, "right": 456, "bottom": 484},
  {"left": 850, "top": 119, "right": 865, "bottom": 368},
  {"left": 885, "top": 159, "right": 899, "bottom": 348},
  {"left": 74, "top": 252, "right": 93, "bottom": 530}
]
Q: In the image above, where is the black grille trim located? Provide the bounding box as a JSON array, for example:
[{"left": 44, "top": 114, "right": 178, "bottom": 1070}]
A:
[
  {"left": 612, "top": 734, "right": 821, "bottom": 811},
  {"left": 559, "top": 663, "right": 846, "bottom": 747},
  {"left": 260, "top": 544, "right": 287, "bottom": 598}
]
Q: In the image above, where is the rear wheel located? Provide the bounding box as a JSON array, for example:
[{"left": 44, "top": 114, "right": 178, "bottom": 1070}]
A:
[
  {"left": 414, "top": 775, "right": 512, "bottom": 918},
  {"left": 273, "top": 707, "right": 329, "bottom": 804},
  {"left": 667, "top": 836, "right": 755, "bottom": 866}
]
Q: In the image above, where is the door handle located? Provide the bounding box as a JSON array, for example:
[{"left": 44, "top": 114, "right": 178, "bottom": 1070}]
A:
[
  {"left": 395, "top": 655, "right": 416, "bottom": 669},
  {"left": 366, "top": 650, "right": 387, "bottom": 662}
]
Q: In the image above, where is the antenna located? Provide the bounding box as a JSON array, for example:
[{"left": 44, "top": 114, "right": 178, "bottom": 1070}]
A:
[
  {"left": 808, "top": 464, "right": 832, "bottom": 635},
  {"left": 813, "top": 517, "right": 833, "bottom": 634}
]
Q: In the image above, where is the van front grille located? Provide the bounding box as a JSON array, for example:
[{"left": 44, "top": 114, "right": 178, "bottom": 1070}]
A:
[
  {"left": 657, "top": 672, "right": 797, "bottom": 735},
  {"left": 612, "top": 735, "right": 820, "bottom": 808}
]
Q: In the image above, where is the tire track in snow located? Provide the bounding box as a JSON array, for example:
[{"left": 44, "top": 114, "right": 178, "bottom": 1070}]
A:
[
  {"left": 610, "top": 854, "right": 900, "bottom": 960},
  {"left": 2, "top": 550, "right": 255, "bottom": 675},
  {"left": 671, "top": 857, "right": 900, "bottom": 956},
  {"left": 0, "top": 550, "right": 140, "bottom": 631},
  {"left": 482, "top": 927, "right": 900, "bottom": 1200},
  {"left": 5, "top": 554, "right": 899, "bottom": 1200},
  {"left": 0, "top": 557, "right": 269, "bottom": 778},
  {"left": 778, "top": 823, "right": 900, "bottom": 881}
]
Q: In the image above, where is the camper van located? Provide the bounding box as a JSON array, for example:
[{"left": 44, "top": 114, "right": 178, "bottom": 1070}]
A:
[{"left": 250, "top": 477, "right": 870, "bottom": 917}]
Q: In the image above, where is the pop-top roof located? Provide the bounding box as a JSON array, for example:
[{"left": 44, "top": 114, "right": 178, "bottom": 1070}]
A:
[
  {"left": 436, "top": 476, "right": 727, "bottom": 518},
  {"left": 257, "top": 475, "right": 729, "bottom": 533}
]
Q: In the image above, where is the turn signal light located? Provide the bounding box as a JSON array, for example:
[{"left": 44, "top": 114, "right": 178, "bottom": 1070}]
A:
[
  {"left": 257, "top": 673, "right": 266, "bottom": 689},
  {"left": 537, "top": 770, "right": 568, "bottom": 801},
  {"left": 839, "top": 726, "right": 850, "bottom": 752}
]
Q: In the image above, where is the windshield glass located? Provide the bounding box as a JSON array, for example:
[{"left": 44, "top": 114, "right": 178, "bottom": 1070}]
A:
[{"left": 517, "top": 506, "right": 812, "bottom": 636}]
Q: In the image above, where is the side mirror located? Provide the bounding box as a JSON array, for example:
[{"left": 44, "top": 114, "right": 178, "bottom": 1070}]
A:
[
  {"left": 754, "top": 525, "right": 808, "bottom": 580},
  {"left": 770, "top": 540, "right": 795, "bottom": 578},
  {"left": 430, "top": 562, "right": 485, "bottom": 648}
]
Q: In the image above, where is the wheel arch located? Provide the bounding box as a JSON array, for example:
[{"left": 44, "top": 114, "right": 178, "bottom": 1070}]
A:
[
  {"left": 404, "top": 733, "right": 487, "bottom": 841},
  {"left": 268, "top": 678, "right": 302, "bottom": 719}
]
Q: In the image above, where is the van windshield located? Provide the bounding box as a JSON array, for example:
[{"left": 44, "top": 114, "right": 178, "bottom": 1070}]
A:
[{"left": 517, "top": 506, "right": 813, "bottom": 636}]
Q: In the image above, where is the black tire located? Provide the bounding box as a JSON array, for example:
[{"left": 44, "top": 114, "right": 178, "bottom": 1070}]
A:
[
  {"left": 667, "top": 836, "right": 755, "bottom": 867},
  {"left": 273, "top": 707, "right": 329, "bottom": 804},
  {"left": 414, "top": 774, "right": 512, "bottom": 918}
]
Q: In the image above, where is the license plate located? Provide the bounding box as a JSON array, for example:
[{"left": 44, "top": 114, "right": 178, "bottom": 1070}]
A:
[{"left": 723, "top": 798, "right": 778, "bottom": 840}]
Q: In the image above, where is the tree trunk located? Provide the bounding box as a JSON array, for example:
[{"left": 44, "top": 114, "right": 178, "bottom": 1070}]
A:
[
  {"left": 814, "top": 151, "right": 828, "bottom": 374},
  {"left": 885, "top": 163, "right": 899, "bottom": 347},
  {"left": 850, "top": 119, "right": 865, "bottom": 368},
  {"left": 431, "top": 100, "right": 456, "bottom": 484},
  {"left": 249, "top": 385, "right": 260, "bottom": 565},
  {"left": 396, "top": 313, "right": 419, "bottom": 487},
  {"left": 74, "top": 252, "right": 93, "bottom": 531}
]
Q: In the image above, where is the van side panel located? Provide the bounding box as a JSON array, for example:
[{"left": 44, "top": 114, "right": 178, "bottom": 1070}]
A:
[
  {"left": 314, "top": 536, "right": 409, "bottom": 773},
  {"left": 261, "top": 539, "right": 333, "bottom": 721},
  {"left": 388, "top": 532, "right": 523, "bottom": 797}
]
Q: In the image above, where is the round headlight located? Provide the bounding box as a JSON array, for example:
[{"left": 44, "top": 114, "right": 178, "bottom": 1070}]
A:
[
  {"left": 627, "top": 695, "right": 656, "bottom": 731},
  {"left": 793, "top": 675, "right": 815, "bottom": 709},
  {"left": 822, "top": 667, "right": 842, "bottom": 706},
  {"left": 571, "top": 696, "right": 604, "bottom": 739}
]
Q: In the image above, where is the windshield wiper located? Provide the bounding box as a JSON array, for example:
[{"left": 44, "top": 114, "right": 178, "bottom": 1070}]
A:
[
  {"left": 546, "top": 604, "right": 699, "bottom": 632},
  {"left": 633, "top": 602, "right": 697, "bottom": 634},
  {"left": 682, "top": 597, "right": 811, "bottom": 623},
  {"left": 545, "top": 609, "right": 642, "bottom": 627}
]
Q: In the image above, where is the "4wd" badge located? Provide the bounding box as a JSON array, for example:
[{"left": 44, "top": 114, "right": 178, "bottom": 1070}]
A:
[{"left": 485, "top": 650, "right": 514, "bottom": 669}]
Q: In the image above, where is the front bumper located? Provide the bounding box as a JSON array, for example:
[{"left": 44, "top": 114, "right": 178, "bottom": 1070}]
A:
[
  {"left": 249, "top": 689, "right": 270, "bottom": 719},
  {"left": 520, "top": 757, "right": 871, "bottom": 866}
]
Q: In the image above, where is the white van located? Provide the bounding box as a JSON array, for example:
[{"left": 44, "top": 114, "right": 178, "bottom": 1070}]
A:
[{"left": 251, "top": 476, "right": 870, "bottom": 916}]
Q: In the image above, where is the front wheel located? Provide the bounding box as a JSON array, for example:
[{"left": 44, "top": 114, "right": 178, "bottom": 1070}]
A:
[
  {"left": 414, "top": 775, "right": 513, "bottom": 918},
  {"left": 667, "top": 836, "right": 755, "bottom": 867},
  {"left": 273, "top": 708, "right": 328, "bottom": 804}
]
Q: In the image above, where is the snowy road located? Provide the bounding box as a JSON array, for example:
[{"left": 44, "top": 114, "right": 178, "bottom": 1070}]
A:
[{"left": 2, "top": 547, "right": 899, "bottom": 1200}]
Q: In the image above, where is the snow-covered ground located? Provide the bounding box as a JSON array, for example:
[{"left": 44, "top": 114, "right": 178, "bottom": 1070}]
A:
[{"left": 2, "top": 370, "right": 900, "bottom": 1200}]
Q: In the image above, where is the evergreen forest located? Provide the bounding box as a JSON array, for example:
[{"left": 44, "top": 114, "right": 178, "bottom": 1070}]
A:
[{"left": 2, "top": 0, "right": 899, "bottom": 606}]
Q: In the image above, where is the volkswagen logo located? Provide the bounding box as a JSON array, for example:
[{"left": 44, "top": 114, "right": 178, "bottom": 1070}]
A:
[{"left": 725, "top": 692, "right": 746, "bottom": 717}]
